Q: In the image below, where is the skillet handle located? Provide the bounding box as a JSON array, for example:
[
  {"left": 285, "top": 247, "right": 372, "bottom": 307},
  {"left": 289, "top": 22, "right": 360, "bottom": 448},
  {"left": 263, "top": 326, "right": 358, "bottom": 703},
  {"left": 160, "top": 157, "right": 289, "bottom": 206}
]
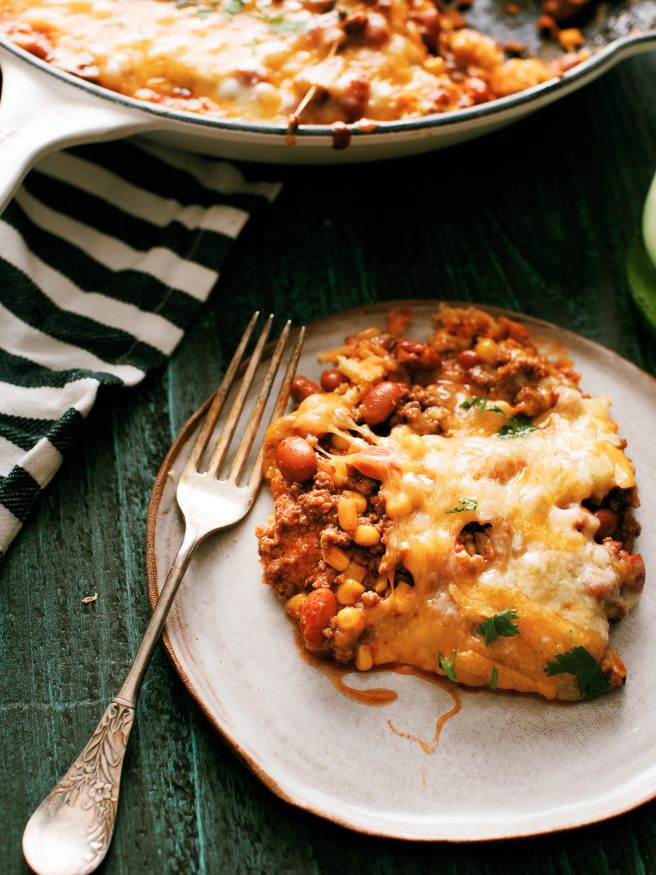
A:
[{"left": 0, "top": 44, "right": 151, "bottom": 215}]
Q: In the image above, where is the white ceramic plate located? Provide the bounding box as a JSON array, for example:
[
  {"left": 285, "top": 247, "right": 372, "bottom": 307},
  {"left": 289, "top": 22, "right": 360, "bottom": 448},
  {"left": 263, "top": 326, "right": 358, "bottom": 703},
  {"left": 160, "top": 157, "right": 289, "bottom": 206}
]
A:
[{"left": 146, "top": 301, "right": 656, "bottom": 841}]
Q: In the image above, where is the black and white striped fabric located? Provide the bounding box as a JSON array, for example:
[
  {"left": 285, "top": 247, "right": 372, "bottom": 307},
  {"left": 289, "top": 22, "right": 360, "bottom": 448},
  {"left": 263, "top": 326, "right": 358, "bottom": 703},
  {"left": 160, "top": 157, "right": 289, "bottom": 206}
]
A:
[{"left": 0, "top": 139, "right": 280, "bottom": 558}]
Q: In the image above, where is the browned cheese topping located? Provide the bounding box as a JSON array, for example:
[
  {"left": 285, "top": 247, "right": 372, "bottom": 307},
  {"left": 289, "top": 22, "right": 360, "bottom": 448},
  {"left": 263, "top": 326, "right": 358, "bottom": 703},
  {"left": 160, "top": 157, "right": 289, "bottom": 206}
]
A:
[
  {"left": 2, "top": 0, "right": 591, "bottom": 125},
  {"left": 257, "top": 306, "right": 644, "bottom": 701}
]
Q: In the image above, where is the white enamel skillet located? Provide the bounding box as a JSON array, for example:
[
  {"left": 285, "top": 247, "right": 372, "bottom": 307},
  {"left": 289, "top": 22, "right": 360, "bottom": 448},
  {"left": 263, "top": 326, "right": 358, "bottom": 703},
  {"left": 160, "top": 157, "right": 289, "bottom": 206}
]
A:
[{"left": 0, "top": 3, "right": 655, "bottom": 211}]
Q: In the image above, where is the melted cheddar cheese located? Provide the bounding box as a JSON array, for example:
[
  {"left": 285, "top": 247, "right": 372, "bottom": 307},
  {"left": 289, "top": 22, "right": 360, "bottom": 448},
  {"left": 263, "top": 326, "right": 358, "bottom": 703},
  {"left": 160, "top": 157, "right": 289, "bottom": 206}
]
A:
[
  {"left": 258, "top": 308, "right": 644, "bottom": 700},
  {"left": 1, "top": 0, "right": 584, "bottom": 125}
]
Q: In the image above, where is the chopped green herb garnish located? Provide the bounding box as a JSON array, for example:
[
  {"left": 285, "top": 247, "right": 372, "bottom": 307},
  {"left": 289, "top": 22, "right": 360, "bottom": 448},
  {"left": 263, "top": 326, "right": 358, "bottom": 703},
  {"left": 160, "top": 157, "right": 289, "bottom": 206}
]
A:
[
  {"left": 446, "top": 497, "right": 478, "bottom": 514},
  {"left": 497, "top": 414, "right": 538, "bottom": 438},
  {"left": 223, "top": 0, "right": 245, "bottom": 14},
  {"left": 266, "top": 16, "right": 307, "bottom": 31},
  {"left": 544, "top": 646, "right": 610, "bottom": 699},
  {"left": 196, "top": 0, "right": 220, "bottom": 15},
  {"left": 460, "top": 396, "right": 503, "bottom": 414},
  {"left": 490, "top": 667, "right": 498, "bottom": 690},
  {"left": 438, "top": 651, "right": 457, "bottom": 681},
  {"left": 476, "top": 610, "right": 519, "bottom": 645}
]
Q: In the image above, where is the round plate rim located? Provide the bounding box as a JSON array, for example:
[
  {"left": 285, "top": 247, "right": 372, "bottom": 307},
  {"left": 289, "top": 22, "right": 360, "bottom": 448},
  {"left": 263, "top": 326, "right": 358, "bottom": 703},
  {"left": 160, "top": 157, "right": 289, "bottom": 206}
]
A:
[{"left": 145, "top": 299, "right": 656, "bottom": 842}]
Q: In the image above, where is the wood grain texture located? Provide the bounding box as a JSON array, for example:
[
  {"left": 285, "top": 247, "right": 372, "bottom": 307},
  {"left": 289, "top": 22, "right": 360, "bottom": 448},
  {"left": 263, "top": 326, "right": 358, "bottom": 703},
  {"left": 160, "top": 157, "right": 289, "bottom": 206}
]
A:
[{"left": 1, "top": 52, "right": 656, "bottom": 875}]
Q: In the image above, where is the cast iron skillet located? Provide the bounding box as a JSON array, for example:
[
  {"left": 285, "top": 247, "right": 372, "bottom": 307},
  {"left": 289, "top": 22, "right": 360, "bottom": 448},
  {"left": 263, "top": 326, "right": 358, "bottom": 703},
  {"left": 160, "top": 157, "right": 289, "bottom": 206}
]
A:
[{"left": 0, "top": 0, "right": 654, "bottom": 203}]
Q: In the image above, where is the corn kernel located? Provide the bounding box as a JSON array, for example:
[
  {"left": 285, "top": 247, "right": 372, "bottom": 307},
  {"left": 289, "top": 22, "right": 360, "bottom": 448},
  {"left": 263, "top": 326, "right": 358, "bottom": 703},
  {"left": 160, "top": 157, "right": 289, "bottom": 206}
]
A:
[
  {"left": 345, "top": 562, "right": 367, "bottom": 582},
  {"left": 336, "top": 606, "right": 365, "bottom": 634},
  {"left": 558, "top": 27, "right": 584, "bottom": 50},
  {"left": 322, "top": 545, "right": 350, "bottom": 571},
  {"left": 337, "top": 578, "right": 365, "bottom": 605},
  {"left": 331, "top": 433, "right": 351, "bottom": 451},
  {"left": 353, "top": 525, "right": 381, "bottom": 547},
  {"left": 475, "top": 337, "right": 499, "bottom": 365},
  {"left": 355, "top": 644, "right": 373, "bottom": 671},
  {"left": 424, "top": 56, "right": 446, "bottom": 76},
  {"left": 345, "top": 491, "right": 368, "bottom": 512},
  {"left": 402, "top": 433, "right": 425, "bottom": 459},
  {"left": 375, "top": 575, "right": 388, "bottom": 594},
  {"left": 386, "top": 493, "right": 412, "bottom": 518},
  {"left": 332, "top": 459, "right": 348, "bottom": 487},
  {"left": 605, "top": 443, "right": 635, "bottom": 488},
  {"left": 285, "top": 593, "right": 307, "bottom": 618},
  {"left": 337, "top": 496, "right": 358, "bottom": 532}
]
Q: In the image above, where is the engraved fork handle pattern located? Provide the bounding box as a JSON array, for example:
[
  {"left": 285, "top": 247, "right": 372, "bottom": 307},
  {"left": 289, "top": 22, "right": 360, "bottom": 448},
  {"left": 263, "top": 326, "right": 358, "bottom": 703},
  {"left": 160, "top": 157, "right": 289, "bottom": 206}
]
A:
[
  {"left": 25, "top": 701, "right": 135, "bottom": 875},
  {"left": 21, "top": 538, "right": 196, "bottom": 875}
]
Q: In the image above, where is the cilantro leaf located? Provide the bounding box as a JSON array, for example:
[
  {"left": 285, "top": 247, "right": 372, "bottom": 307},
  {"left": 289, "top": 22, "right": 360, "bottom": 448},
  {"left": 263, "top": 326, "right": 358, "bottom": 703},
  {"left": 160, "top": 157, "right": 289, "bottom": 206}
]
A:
[
  {"left": 460, "top": 396, "right": 482, "bottom": 410},
  {"left": 438, "top": 651, "right": 457, "bottom": 681},
  {"left": 196, "top": 0, "right": 220, "bottom": 15},
  {"left": 497, "top": 414, "right": 537, "bottom": 438},
  {"left": 266, "top": 16, "right": 306, "bottom": 31},
  {"left": 476, "top": 609, "right": 519, "bottom": 645},
  {"left": 446, "top": 497, "right": 478, "bottom": 514},
  {"left": 490, "top": 667, "right": 498, "bottom": 690},
  {"left": 460, "top": 396, "right": 503, "bottom": 414},
  {"left": 544, "top": 646, "right": 610, "bottom": 699}
]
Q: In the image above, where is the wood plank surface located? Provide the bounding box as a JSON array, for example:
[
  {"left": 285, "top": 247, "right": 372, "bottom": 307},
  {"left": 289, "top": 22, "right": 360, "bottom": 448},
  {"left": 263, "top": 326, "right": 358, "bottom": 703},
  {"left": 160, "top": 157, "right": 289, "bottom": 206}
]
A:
[{"left": 2, "top": 51, "right": 656, "bottom": 875}]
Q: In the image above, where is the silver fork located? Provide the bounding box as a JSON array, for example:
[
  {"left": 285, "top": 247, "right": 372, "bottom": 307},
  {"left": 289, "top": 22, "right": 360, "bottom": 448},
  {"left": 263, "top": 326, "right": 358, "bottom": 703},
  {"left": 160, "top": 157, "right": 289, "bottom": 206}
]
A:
[{"left": 22, "top": 313, "right": 304, "bottom": 875}]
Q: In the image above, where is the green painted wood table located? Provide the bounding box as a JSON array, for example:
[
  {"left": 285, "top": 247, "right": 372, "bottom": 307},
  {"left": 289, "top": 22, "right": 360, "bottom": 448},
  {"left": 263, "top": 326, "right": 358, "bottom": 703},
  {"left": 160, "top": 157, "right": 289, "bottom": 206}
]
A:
[{"left": 2, "top": 51, "right": 656, "bottom": 875}]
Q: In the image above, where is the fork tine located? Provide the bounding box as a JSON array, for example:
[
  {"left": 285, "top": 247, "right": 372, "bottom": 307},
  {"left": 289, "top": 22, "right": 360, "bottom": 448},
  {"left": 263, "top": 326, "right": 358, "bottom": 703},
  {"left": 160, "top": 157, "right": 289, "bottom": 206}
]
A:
[
  {"left": 228, "top": 320, "right": 292, "bottom": 483},
  {"left": 206, "top": 313, "right": 274, "bottom": 477},
  {"left": 186, "top": 310, "right": 260, "bottom": 473},
  {"left": 246, "top": 325, "right": 306, "bottom": 494}
]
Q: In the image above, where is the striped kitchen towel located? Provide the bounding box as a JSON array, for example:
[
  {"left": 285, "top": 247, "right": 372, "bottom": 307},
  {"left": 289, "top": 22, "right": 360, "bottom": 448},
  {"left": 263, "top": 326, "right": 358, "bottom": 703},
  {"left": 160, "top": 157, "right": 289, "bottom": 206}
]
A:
[{"left": 0, "top": 139, "right": 280, "bottom": 558}]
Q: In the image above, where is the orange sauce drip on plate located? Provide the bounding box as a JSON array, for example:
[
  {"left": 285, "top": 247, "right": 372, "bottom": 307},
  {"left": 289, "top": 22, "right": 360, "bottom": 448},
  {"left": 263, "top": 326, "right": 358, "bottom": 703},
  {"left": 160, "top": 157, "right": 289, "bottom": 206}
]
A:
[
  {"left": 293, "top": 627, "right": 397, "bottom": 704},
  {"left": 322, "top": 661, "right": 398, "bottom": 705},
  {"left": 292, "top": 627, "right": 462, "bottom": 747},
  {"left": 386, "top": 666, "right": 462, "bottom": 753}
]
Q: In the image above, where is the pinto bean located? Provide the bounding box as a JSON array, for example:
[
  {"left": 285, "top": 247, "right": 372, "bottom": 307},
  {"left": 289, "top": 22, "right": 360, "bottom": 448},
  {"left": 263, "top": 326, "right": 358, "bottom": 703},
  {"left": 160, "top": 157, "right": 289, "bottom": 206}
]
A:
[
  {"left": 338, "top": 76, "right": 370, "bottom": 123},
  {"left": 300, "top": 588, "right": 338, "bottom": 649},
  {"left": 464, "top": 76, "right": 491, "bottom": 105},
  {"left": 364, "top": 11, "right": 390, "bottom": 47},
  {"left": 351, "top": 447, "right": 399, "bottom": 480},
  {"left": 457, "top": 349, "right": 481, "bottom": 368},
  {"left": 360, "top": 382, "right": 406, "bottom": 425},
  {"left": 320, "top": 369, "right": 348, "bottom": 391},
  {"left": 594, "top": 508, "right": 619, "bottom": 541},
  {"left": 410, "top": 6, "right": 441, "bottom": 51},
  {"left": 291, "top": 375, "right": 321, "bottom": 401},
  {"left": 275, "top": 437, "right": 317, "bottom": 482},
  {"left": 542, "top": 0, "right": 589, "bottom": 22},
  {"left": 396, "top": 339, "right": 442, "bottom": 370}
]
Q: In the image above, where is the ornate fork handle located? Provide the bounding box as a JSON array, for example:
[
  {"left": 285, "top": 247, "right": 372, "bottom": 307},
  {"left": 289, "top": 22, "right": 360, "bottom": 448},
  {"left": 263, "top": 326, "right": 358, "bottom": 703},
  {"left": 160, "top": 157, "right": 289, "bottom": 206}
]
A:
[
  {"left": 22, "top": 534, "right": 198, "bottom": 875},
  {"left": 22, "top": 700, "right": 135, "bottom": 875}
]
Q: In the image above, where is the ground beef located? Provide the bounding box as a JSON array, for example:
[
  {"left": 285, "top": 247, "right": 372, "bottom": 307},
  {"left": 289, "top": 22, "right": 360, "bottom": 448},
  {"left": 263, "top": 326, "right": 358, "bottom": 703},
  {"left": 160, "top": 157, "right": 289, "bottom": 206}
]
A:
[
  {"left": 512, "top": 385, "right": 552, "bottom": 418},
  {"left": 585, "top": 487, "right": 641, "bottom": 554},
  {"left": 258, "top": 465, "right": 390, "bottom": 602},
  {"left": 457, "top": 522, "right": 494, "bottom": 560},
  {"left": 391, "top": 383, "right": 454, "bottom": 433}
]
